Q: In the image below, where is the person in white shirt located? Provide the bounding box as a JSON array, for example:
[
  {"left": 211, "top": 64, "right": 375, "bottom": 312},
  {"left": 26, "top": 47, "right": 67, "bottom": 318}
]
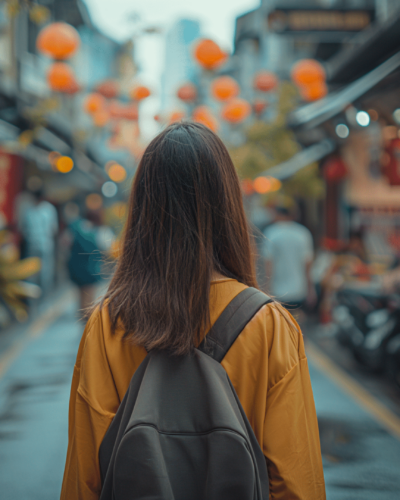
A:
[{"left": 262, "top": 204, "right": 315, "bottom": 309}]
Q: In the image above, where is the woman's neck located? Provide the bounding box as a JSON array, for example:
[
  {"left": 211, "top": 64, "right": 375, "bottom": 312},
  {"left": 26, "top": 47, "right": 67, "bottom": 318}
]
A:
[{"left": 211, "top": 270, "right": 227, "bottom": 282}]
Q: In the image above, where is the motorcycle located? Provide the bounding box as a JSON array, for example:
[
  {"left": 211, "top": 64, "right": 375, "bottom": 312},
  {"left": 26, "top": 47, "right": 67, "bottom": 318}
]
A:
[{"left": 332, "top": 288, "right": 400, "bottom": 373}]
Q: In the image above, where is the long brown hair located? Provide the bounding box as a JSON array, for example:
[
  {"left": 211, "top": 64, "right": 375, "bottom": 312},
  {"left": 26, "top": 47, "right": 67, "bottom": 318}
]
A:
[{"left": 103, "top": 121, "right": 258, "bottom": 355}]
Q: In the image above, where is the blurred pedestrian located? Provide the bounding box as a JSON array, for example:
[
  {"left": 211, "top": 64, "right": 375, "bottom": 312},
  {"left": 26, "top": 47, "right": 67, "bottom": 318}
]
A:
[
  {"left": 19, "top": 188, "right": 58, "bottom": 295},
  {"left": 66, "top": 209, "right": 114, "bottom": 314},
  {"left": 263, "top": 201, "right": 316, "bottom": 309},
  {"left": 61, "top": 122, "right": 325, "bottom": 500}
]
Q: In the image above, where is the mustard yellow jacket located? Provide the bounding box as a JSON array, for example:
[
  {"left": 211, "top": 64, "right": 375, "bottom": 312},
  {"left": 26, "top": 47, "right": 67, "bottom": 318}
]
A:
[{"left": 61, "top": 278, "right": 326, "bottom": 499}]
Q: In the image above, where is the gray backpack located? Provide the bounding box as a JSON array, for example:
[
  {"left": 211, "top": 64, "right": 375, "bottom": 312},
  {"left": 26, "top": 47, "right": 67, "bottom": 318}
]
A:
[{"left": 99, "top": 287, "right": 272, "bottom": 500}]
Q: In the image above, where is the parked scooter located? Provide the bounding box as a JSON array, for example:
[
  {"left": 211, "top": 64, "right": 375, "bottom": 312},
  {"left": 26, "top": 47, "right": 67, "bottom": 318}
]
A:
[{"left": 333, "top": 288, "right": 400, "bottom": 373}]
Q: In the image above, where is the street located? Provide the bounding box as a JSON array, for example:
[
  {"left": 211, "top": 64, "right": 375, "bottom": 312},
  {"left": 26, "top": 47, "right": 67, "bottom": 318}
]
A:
[{"left": 0, "top": 289, "right": 400, "bottom": 500}]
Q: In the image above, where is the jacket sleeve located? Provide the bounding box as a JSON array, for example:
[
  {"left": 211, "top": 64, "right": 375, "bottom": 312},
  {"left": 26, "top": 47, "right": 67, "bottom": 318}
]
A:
[
  {"left": 60, "top": 312, "right": 120, "bottom": 500},
  {"left": 263, "top": 309, "right": 326, "bottom": 499}
]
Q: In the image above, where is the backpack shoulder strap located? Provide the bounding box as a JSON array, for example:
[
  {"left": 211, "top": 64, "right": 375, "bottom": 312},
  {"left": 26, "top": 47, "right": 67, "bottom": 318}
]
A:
[{"left": 198, "top": 287, "right": 273, "bottom": 363}]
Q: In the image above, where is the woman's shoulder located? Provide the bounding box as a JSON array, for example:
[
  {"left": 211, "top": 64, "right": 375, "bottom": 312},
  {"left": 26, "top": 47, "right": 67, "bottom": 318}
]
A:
[{"left": 226, "top": 299, "right": 306, "bottom": 389}]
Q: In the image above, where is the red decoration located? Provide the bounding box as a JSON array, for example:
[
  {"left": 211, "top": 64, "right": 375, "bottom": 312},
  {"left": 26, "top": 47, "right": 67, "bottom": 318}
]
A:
[
  {"left": 47, "top": 62, "right": 77, "bottom": 93},
  {"left": 93, "top": 110, "right": 110, "bottom": 127},
  {"left": 177, "top": 83, "right": 197, "bottom": 102},
  {"left": 130, "top": 86, "right": 151, "bottom": 101},
  {"left": 193, "top": 39, "right": 227, "bottom": 70},
  {"left": 323, "top": 157, "right": 348, "bottom": 182},
  {"left": 221, "top": 98, "right": 251, "bottom": 123},
  {"left": 291, "top": 59, "right": 326, "bottom": 87},
  {"left": 253, "top": 99, "right": 268, "bottom": 116},
  {"left": 210, "top": 76, "right": 239, "bottom": 101},
  {"left": 84, "top": 93, "right": 105, "bottom": 114},
  {"left": 36, "top": 22, "right": 80, "bottom": 60},
  {"left": 253, "top": 71, "right": 278, "bottom": 92},
  {"left": 95, "top": 80, "right": 119, "bottom": 99},
  {"left": 382, "top": 139, "right": 400, "bottom": 186}
]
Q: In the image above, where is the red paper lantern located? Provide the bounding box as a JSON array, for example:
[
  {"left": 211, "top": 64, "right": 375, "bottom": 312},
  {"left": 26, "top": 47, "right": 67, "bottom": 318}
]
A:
[
  {"left": 130, "top": 86, "right": 151, "bottom": 101},
  {"left": 193, "top": 39, "right": 227, "bottom": 70},
  {"left": 211, "top": 76, "right": 239, "bottom": 101},
  {"left": 47, "top": 62, "right": 76, "bottom": 92},
  {"left": 300, "top": 81, "right": 328, "bottom": 102},
  {"left": 291, "top": 59, "right": 326, "bottom": 87},
  {"left": 221, "top": 98, "right": 251, "bottom": 123},
  {"left": 63, "top": 79, "right": 81, "bottom": 95},
  {"left": 177, "top": 83, "right": 197, "bottom": 102},
  {"left": 253, "top": 71, "right": 278, "bottom": 92},
  {"left": 253, "top": 99, "right": 268, "bottom": 116},
  {"left": 323, "top": 157, "right": 348, "bottom": 182},
  {"left": 37, "top": 22, "right": 80, "bottom": 60},
  {"left": 83, "top": 93, "right": 105, "bottom": 114},
  {"left": 95, "top": 80, "right": 119, "bottom": 99}
]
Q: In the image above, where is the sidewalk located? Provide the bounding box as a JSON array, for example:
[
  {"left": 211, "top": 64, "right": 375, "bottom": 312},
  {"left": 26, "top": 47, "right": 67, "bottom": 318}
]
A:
[{"left": 0, "top": 292, "right": 400, "bottom": 499}]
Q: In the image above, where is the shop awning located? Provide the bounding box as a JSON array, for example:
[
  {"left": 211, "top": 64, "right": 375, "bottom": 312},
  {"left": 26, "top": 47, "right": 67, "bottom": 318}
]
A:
[
  {"left": 259, "top": 139, "right": 334, "bottom": 180},
  {"left": 327, "top": 11, "right": 400, "bottom": 85},
  {"left": 288, "top": 51, "right": 400, "bottom": 131}
]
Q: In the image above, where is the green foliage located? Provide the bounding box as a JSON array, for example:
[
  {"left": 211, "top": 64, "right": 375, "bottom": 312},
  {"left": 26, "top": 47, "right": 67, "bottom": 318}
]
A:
[{"left": 230, "top": 81, "right": 324, "bottom": 200}]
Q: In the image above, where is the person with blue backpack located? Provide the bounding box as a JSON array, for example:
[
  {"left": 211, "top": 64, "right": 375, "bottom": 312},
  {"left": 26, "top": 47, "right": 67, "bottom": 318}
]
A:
[{"left": 61, "top": 122, "right": 326, "bottom": 499}]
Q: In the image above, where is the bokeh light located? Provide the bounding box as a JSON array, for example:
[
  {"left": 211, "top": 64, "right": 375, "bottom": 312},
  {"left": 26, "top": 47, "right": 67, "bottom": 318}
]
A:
[
  {"left": 56, "top": 156, "right": 74, "bottom": 173},
  {"left": 108, "top": 164, "right": 127, "bottom": 183},
  {"left": 86, "top": 193, "right": 103, "bottom": 211}
]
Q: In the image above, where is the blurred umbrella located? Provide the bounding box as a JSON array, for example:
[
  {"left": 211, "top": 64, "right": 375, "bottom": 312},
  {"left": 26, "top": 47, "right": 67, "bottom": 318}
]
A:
[
  {"left": 84, "top": 93, "right": 106, "bottom": 114},
  {"left": 130, "top": 85, "right": 151, "bottom": 101},
  {"left": 95, "top": 80, "right": 119, "bottom": 99},
  {"left": 177, "top": 83, "right": 197, "bottom": 102},
  {"left": 291, "top": 59, "right": 325, "bottom": 87},
  {"left": 253, "top": 71, "right": 278, "bottom": 92},
  {"left": 36, "top": 22, "right": 80, "bottom": 60},
  {"left": 211, "top": 76, "right": 239, "bottom": 101},
  {"left": 47, "top": 62, "right": 77, "bottom": 92},
  {"left": 193, "top": 39, "right": 227, "bottom": 70},
  {"left": 221, "top": 98, "right": 251, "bottom": 123}
]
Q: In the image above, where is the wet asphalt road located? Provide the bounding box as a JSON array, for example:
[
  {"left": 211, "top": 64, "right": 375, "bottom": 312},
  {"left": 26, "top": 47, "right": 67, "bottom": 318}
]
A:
[{"left": 0, "top": 289, "right": 400, "bottom": 500}]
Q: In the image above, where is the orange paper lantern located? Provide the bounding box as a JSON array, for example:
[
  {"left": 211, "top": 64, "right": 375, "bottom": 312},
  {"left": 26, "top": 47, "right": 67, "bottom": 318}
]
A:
[
  {"left": 253, "top": 99, "right": 268, "bottom": 116},
  {"left": 93, "top": 110, "right": 110, "bottom": 127},
  {"left": 193, "top": 39, "right": 227, "bottom": 70},
  {"left": 291, "top": 59, "right": 325, "bottom": 87},
  {"left": 63, "top": 79, "right": 80, "bottom": 95},
  {"left": 211, "top": 76, "right": 239, "bottom": 101},
  {"left": 300, "top": 81, "right": 328, "bottom": 102},
  {"left": 221, "top": 98, "right": 251, "bottom": 123},
  {"left": 95, "top": 80, "right": 119, "bottom": 99},
  {"left": 253, "top": 177, "right": 271, "bottom": 194},
  {"left": 130, "top": 86, "right": 151, "bottom": 101},
  {"left": 192, "top": 106, "right": 218, "bottom": 132},
  {"left": 177, "top": 83, "right": 197, "bottom": 102},
  {"left": 253, "top": 71, "right": 278, "bottom": 92},
  {"left": 47, "top": 62, "right": 76, "bottom": 92},
  {"left": 83, "top": 93, "right": 105, "bottom": 114},
  {"left": 36, "top": 22, "right": 80, "bottom": 60},
  {"left": 122, "top": 104, "right": 139, "bottom": 121},
  {"left": 169, "top": 111, "right": 186, "bottom": 124}
]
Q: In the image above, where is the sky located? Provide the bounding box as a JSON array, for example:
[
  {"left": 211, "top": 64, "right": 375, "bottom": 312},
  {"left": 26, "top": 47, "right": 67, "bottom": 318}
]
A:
[{"left": 83, "top": 0, "right": 260, "bottom": 139}]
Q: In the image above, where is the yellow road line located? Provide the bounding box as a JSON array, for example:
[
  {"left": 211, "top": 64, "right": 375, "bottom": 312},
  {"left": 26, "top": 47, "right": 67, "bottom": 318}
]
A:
[
  {"left": 0, "top": 288, "right": 75, "bottom": 380},
  {"left": 306, "top": 341, "right": 400, "bottom": 441}
]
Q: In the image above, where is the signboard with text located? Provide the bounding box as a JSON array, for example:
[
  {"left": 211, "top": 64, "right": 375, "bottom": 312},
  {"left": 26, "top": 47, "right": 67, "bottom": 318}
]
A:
[{"left": 267, "top": 9, "right": 374, "bottom": 34}]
